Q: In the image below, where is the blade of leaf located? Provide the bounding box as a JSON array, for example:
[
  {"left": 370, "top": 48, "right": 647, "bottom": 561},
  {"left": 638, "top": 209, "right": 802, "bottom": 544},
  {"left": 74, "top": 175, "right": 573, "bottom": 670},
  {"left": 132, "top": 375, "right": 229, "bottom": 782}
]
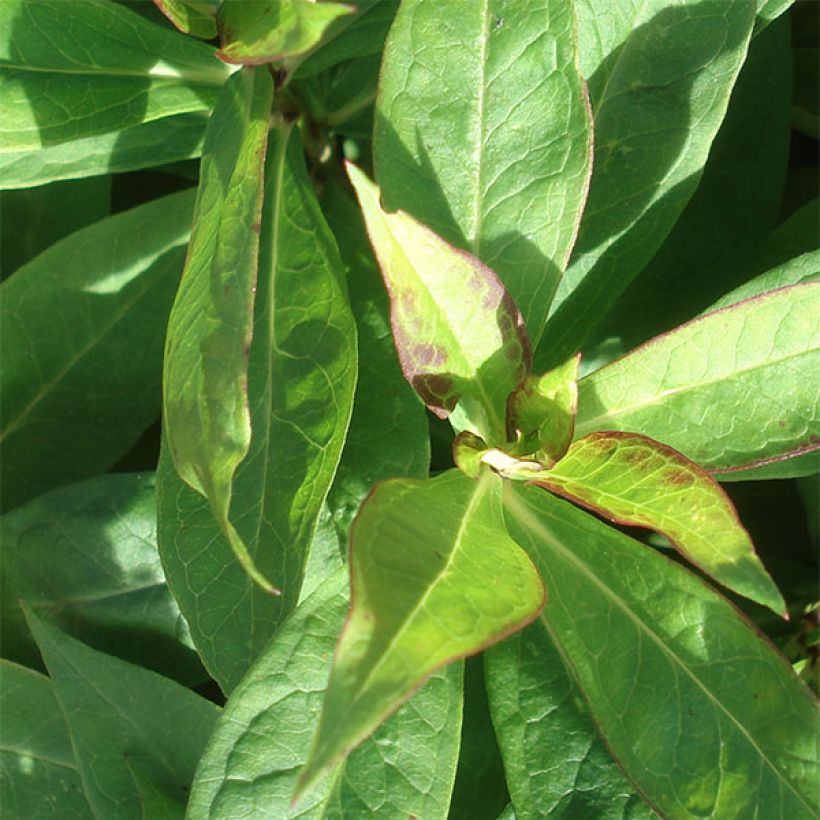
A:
[
  {"left": 24, "top": 610, "right": 220, "bottom": 820},
  {"left": 153, "top": 0, "right": 219, "bottom": 39},
  {"left": 755, "top": 0, "right": 794, "bottom": 34},
  {"left": 157, "top": 124, "right": 357, "bottom": 693},
  {"left": 187, "top": 571, "right": 463, "bottom": 818},
  {"left": 216, "top": 0, "right": 355, "bottom": 66},
  {"left": 162, "top": 67, "right": 274, "bottom": 592},
  {"left": 125, "top": 759, "right": 185, "bottom": 820},
  {"left": 538, "top": 0, "right": 756, "bottom": 367},
  {"left": 0, "top": 0, "right": 229, "bottom": 151},
  {"left": 0, "top": 660, "right": 92, "bottom": 819},
  {"left": 321, "top": 177, "right": 430, "bottom": 537},
  {"left": 347, "top": 163, "right": 530, "bottom": 445},
  {"left": 485, "top": 628, "right": 655, "bottom": 818},
  {"left": 504, "top": 483, "right": 819, "bottom": 818},
  {"left": 296, "top": 470, "right": 545, "bottom": 798},
  {"left": 374, "top": 0, "right": 592, "bottom": 345},
  {"left": 532, "top": 431, "right": 785, "bottom": 614},
  {"left": 574, "top": 283, "right": 820, "bottom": 473},
  {"left": 0, "top": 473, "right": 205, "bottom": 686},
  {"left": 0, "top": 189, "right": 194, "bottom": 511}
]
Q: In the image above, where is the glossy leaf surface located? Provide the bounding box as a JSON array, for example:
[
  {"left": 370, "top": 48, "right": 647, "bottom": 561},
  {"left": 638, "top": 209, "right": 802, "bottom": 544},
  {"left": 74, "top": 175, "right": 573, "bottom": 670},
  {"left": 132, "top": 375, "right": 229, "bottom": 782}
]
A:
[
  {"left": 575, "top": 284, "right": 820, "bottom": 472},
  {"left": 486, "top": 629, "right": 653, "bottom": 818},
  {"left": 504, "top": 484, "right": 819, "bottom": 819},
  {"left": 217, "top": 0, "right": 354, "bottom": 66},
  {"left": 0, "top": 473, "right": 204, "bottom": 685},
  {"left": 374, "top": 0, "right": 592, "bottom": 344},
  {"left": 348, "top": 163, "right": 530, "bottom": 444},
  {"left": 153, "top": 0, "right": 218, "bottom": 39},
  {"left": 0, "top": 189, "right": 193, "bottom": 510},
  {"left": 298, "top": 470, "right": 545, "bottom": 796},
  {"left": 158, "top": 126, "right": 357, "bottom": 692},
  {"left": 189, "top": 572, "right": 462, "bottom": 818},
  {"left": 534, "top": 432, "right": 785, "bottom": 613},
  {"left": 26, "top": 611, "right": 220, "bottom": 820},
  {"left": 0, "top": 0, "right": 227, "bottom": 150},
  {"left": 322, "top": 179, "right": 429, "bottom": 536},
  {"left": 541, "top": 0, "right": 756, "bottom": 364},
  {"left": 0, "top": 661, "right": 92, "bottom": 819},
  {"left": 163, "top": 67, "right": 273, "bottom": 592}
]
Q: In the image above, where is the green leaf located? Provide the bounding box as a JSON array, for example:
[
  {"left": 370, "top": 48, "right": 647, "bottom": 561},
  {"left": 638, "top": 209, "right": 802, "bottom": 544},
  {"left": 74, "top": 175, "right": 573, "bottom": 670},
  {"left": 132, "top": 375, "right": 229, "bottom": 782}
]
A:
[
  {"left": 188, "top": 572, "right": 463, "bottom": 818},
  {"left": 0, "top": 114, "right": 207, "bottom": 190},
  {"left": 539, "top": 0, "right": 756, "bottom": 366},
  {"left": 25, "top": 610, "right": 220, "bottom": 820},
  {"left": 0, "top": 189, "right": 194, "bottom": 511},
  {"left": 532, "top": 432, "right": 785, "bottom": 614},
  {"left": 486, "top": 628, "right": 653, "bottom": 818},
  {"left": 299, "top": 503, "right": 345, "bottom": 605},
  {"left": 216, "top": 0, "right": 355, "bottom": 66},
  {"left": 0, "top": 661, "right": 92, "bottom": 819},
  {"left": 575, "top": 284, "right": 820, "bottom": 473},
  {"left": 1, "top": 176, "right": 111, "bottom": 276},
  {"left": 158, "top": 124, "right": 357, "bottom": 693},
  {"left": 508, "top": 354, "right": 580, "bottom": 464},
  {"left": 0, "top": 0, "right": 228, "bottom": 151},
  {"left": 0, "top": 473, "right": 205, "bottom": 686},
  {"left": 294, "top": 0, "right": 398, "bottom": 77},
  {"left": 587, "top": 15, "right": 792, "bottom": 352},
  {"left": 153, "top": 0, "right": 219, "bottom": 39},
  {"left": 374, "top": 0, "right": 592, "bottom": 345},
  {"left": 163, "top": 67, "right": 274, "bottom": 593},
  {"left": 125, "top": 759, "right": 185, "bottom": 820},
  {"left": 321, "top": 178, "right": 429, "bottom": 536},
  {"left": 347, "top": 163, "right": 530, "bottom": 445},
  {"left": 718, "top": 451, "right": 820, "bottom": 483},
  {"left": 297, "top": 470, "right": 545, "bottom": 797},
  {"left": 755, "top": 0, "right": 794, "bottom": 34},
  {"left": 504, "top": 484, "right": 819, "bottom": 819}
]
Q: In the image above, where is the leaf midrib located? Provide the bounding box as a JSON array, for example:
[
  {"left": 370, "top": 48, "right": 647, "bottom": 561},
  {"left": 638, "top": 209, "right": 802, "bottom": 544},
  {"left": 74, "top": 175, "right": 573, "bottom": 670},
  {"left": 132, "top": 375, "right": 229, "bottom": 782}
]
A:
[{"left": 505, "top": 489, "right": 814, "bottom": 814}]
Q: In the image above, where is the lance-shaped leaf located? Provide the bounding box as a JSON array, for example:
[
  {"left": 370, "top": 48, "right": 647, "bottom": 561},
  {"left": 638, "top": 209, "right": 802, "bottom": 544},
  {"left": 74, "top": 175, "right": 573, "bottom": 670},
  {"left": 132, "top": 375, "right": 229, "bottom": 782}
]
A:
[
  {"left": 504, "top": 484, "right": 819, "bottom": 819},
  {"left": 188, "top": 572, "right": 463, "bottom": 818},
  {"left": 0, "top": 189, "right": 194, "bottom": 511},
  {"left": 539, "top": 0, "right": 756, "bottom": 366},
  {"left": 347, "top": 163, "right": 530, "bottom": 445},
  {"left": 508, "top": 354, "right": 580, "bottom": 464},
  {"left": 485, "top": 628, "right": 654, "bottom": 818},
  {"left": 217, "top": 0, "right": 354, "bottom": 66},
  {"left": 158, "top": 125, "right": 357, "bottom": 692},
  {"left": 153, "top": 0, "right": 218, "bottom": 39},
  {"left": 296, "top": 470, "right": 545, "bottom": 798},
  {"left": 0, "top": 661, "right": 92, "bottom": 819},
  {"left": 374, "top": 0, "right": 592, "bottom": 345},
  {"left": 575, "top": 284, "right": 820, "bottom": 473},
  {"left": 25, "top": 610, "right": 220, "bottom": 820},
  {"left": 531, "top": 431, "right": 785, "bottom": 614},
  {"left": 0, "top": 0, "right": 228, "bottom": 151},
  {"left": 163, "top": 67, "right": 274, "bottom": 592}
]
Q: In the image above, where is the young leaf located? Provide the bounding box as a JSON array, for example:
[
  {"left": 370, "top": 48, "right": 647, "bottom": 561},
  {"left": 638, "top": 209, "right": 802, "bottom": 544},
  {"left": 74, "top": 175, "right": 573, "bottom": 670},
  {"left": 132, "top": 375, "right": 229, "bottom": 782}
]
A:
[
  {"left": 540, "top": 0, "right": 756, "bottom": 366},
  {"left": 0, "top": 115, "right": 206, "bottom": 191},
  {"left": 532, "top": 431, "right": 786, "bottom": 614},
  {"left": 347, "top": 163, "right": 531, "bottom": 445},
  {"left": 296, "top": 470, "right": 545, "bottom": 797},
  {"left": 504, "top": 484, "right": 819, "bottom": 819},
  {"left": 0, "top": 0, "right": 228, "bottom": 151},
  {"left": 508, "top": 354, "right": 580, "bottom": 464},
  {"left": 0, "top": 661, "right": 92, "bottom": 819},
  {"left": 158, "top": 125, "right": 357, "bottom": 692},
  {"left": 374, "top": 0, "right": 592, "bottom": 344},
  {"left": 25, "top": 610, "right": 220, "bottom": 820},
  {"left": 153, "top": 0, "right": 218, "bottom": 39},
  {"left": 486, "top": 628, "right": 654, "bottom": 818},
  {"left": 188, "top": 572, "right": 463, "bottom": 818},
  {"left": 575, "top": 284, "right": 820, "bottom": 473},
  {"left": 321, "top": 178, "right": 429, "bottom": 536},
  {"left": 163, "top": 67, "right": 274, "bottom": 593},
  {"left": 0, "top": 189, "right": 194, "bottom": 511},
  {"left": 0, "top": 473, "right": 205, "bottom": 686},
  {"left": 216, "top": 0, "right": 354, "bottom": 66}
]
